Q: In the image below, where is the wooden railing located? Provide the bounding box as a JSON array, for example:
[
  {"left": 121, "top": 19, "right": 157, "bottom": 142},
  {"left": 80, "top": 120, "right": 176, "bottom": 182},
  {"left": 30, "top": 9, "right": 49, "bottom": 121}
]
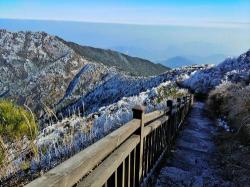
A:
[{"left": 26, "top": 94, "right": 194, "bottom": 187}]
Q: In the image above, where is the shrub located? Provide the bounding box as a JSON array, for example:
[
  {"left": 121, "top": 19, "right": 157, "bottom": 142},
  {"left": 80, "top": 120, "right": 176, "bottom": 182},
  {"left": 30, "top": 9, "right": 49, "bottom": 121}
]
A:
[
  {"left": 0, "top": 100, "right": 38, "bottom": 166},
  {"left": 0, "top": 100, "right": 38, "bottom": 141},
  {"left": 156, "top": 86, "right": 187, "bottom": 103},
  {"left": 207, "top": 82, "right": 250, "bottom": 143},
  {"left": 207, "top": 82, "right": 239, "bottom": 116}
]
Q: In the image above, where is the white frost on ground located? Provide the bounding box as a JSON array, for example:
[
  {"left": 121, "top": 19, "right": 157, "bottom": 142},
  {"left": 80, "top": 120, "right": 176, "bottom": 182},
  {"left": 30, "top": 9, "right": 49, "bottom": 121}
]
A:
[{"left": 1, "top": 80, "right": 188, "bottom": 179}]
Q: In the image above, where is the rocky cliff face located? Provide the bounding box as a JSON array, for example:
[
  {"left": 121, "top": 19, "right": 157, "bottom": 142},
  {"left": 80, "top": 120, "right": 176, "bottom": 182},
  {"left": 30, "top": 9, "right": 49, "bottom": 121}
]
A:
[
  {"left": 0, "top": 30, "right": 97, "bottom": 115},
  {"left": 0, "top": 30, "right": 170, "bottom": 119}
]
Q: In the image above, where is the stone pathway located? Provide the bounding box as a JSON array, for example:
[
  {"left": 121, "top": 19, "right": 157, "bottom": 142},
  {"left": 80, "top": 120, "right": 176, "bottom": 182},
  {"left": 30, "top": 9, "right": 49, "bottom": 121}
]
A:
[{"left": 154, "top": 102, "right": 232, "bottom": 187}]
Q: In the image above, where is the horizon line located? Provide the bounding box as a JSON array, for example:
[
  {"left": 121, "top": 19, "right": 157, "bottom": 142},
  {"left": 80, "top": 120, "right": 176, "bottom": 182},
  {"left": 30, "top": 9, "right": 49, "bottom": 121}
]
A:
[{"left": 1, "top": 17, "right": 250, "bottom": 29}]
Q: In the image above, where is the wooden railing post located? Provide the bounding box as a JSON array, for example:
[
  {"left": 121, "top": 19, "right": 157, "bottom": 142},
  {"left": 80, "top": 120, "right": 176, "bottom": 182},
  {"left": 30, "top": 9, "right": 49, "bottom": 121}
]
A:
[
  {"left": 187, "top": 94, "right": 190, "bottom": 109},
  {"left": 167, "top": 100, "right": 173, "bottom": 115},
  {"left": 177, "top": 97, "right": 181, "bottom": 115},
  {"left": 167, "top": 100, "right": 173, "bottom": 143},
  {"left": 132, "top": 105, "right": 145, "bottom": 186},
  {"left": 183, "top": 96, "right": 186, "bottom": 104},
  {"left": 181, "top": 96, "right": 185, "bottom": 121},
  {"left": 177, "top": 97, "right": 181, "bottom": 106},
  {"left": 176, "top": 98, "right": 181, "bottom": 127},
  {"left": 185, "top": 96, "right": 188, "bottom": 114},
  {"left": 190, "top": 94, "right": 194, "bottom": 106}
]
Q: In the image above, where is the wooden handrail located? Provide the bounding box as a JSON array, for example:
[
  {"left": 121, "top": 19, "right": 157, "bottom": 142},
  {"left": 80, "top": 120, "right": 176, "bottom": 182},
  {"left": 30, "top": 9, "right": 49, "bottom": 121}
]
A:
[
  {"left": 144, "top": 109, "right": 167, "bottom": 124},
  {"left": 78, "top": 135, "right": 140, "bottom": 187},
  {"left": 26, "top": 94, "right": 193, "bottom": 187},
  {"left": 143, "top": 116, "right": 169, "bottom": 137},
  {"left": 26, "top": 119, "right": 141, "bottom": 187}
]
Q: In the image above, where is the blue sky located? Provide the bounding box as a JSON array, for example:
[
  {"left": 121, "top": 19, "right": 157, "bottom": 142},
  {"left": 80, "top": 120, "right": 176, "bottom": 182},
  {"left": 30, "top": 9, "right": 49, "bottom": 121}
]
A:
[
  {"left": 0, "top": 0, "right": 249, "bottom": 61},
  {"left": 0, "top": 0, "right": 249, "bottom": 27}
]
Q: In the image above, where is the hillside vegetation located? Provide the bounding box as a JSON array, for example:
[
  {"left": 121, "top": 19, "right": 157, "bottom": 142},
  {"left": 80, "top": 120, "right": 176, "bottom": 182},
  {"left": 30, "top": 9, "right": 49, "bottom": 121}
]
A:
[
  {"left": 182, "top": 49, "right": 250, "bottom": 141},
  {"left": 0, "top": 81, "right": 188, "bottom": 185},
  {"left": 182, "top": 50, "right": 250, "bottom": 93},
  {"left": 66, "top": 42, "right": 169, "bottom": 76},
  {"left": 206, "top": 82, "right": 250, "bottom": 184},
  {"left": 0, "top": 100, "right": 37, "bottom": 141},
  {"left": 0, "top": 30, "right": 169, "bottom": 119},
  {"left": 0, "top": 100, "right": 37, "bottom": 172},
  {"left": 207, "top": 82, "right": 250, "bottom": 142}
]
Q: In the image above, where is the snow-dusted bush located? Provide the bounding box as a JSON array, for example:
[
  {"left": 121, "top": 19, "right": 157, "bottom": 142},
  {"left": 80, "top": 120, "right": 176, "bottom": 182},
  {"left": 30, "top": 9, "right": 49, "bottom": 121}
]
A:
[
  {"left": 182, "top": 50, "right": 250, "bottom": 93},
  {"left": 207, "top": 82, "right": 241, "bottom": 116},
  {"left": 0, "top": 81, "right": 188, "bottom": 182},
  {"left": 207, "top": 82, "right": 250, "bottom": 142}
]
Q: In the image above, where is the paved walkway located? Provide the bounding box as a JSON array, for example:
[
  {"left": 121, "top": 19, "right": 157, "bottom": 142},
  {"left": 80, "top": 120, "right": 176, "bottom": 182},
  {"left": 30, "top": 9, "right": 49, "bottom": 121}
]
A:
[{"left": 154, "top": 102, "right": 232, "bottom": 187}]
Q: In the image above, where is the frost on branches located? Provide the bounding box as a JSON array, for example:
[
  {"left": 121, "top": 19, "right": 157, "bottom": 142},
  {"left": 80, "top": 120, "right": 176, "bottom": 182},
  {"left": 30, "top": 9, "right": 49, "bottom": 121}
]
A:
[
  {"left": 0, "top": 81, "right": 188, "bottom": 181},
  {"left": 182, "top": 50, "right": 250, "bottom": 93}
]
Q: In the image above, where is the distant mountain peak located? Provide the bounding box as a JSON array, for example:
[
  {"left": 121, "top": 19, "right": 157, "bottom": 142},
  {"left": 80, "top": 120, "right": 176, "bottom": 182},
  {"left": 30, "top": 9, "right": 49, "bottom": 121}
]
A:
[{"left": 159, "top": 56, "right": 195, "bottom": 68}]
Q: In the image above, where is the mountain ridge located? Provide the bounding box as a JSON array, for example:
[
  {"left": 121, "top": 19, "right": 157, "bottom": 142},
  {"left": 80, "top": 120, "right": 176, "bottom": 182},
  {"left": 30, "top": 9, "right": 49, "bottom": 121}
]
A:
[
  {"left": 63, "top": 41, "right": 169, "bottom": 76},
  {"left": 0, "top": 29, "right": 169, "bottom": 119}
]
